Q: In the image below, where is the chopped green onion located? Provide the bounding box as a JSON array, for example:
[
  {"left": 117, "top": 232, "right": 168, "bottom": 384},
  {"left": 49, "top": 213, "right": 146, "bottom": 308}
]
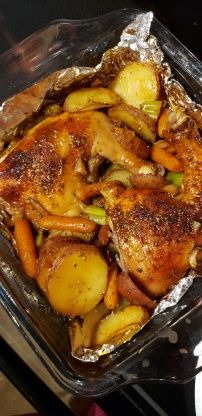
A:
[
  {"left": 84, "top": 205, "right": 107, "bottom": 225},
  {"left": 141, "top": 101, "right": 162, "bottom": 120},
  {"left": 36, "top": 231, "right": 44, "bottom": 248},
  {"left": 166, "top": 172, "right": 184, "bottom": 186}
]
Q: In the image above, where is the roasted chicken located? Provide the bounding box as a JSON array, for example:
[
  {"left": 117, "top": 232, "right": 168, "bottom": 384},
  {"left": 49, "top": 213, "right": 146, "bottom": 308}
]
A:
[
  {"left": 0, "top": 111, "right": 154, "bottom": 216},
  {"left": 104, "top": 185, "right": 199, "bottom": 298},
  {"left": 0, "top": 53, "right": 201, "bottom": 357}
]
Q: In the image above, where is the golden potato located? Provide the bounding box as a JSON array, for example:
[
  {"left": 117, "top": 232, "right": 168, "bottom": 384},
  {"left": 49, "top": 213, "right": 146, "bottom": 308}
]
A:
[
  {"left": 82, "top": 302, "right": 109, "bottom": 348},
  {"left": 37, "top": 237, "right": 108, "bottom": 315},
  {"left": 63, "top": 87, "right": 120, "bottom": 112},
  {"left": 93, "top": 305, "right": 149, "bottom": 346},
  {"left": 108, "top": 105, "right": 156, "bottom": 143},
  {"left": 111, "top": 62, "right": 160, "bottom": 108}
]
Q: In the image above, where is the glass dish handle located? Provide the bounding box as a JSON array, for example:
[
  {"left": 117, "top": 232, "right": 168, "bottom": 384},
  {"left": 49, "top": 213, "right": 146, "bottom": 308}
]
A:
[{"left": 116, "top": 298, "right": 202, "bottom": 386}]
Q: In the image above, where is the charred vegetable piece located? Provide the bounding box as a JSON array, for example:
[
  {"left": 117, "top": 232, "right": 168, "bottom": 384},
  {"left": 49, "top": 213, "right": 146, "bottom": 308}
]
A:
[
  {"left": 93, "top": 305, "right": 149, "bottom": 346},
  {"left": 111, "top": 62, "right": 160, "bottom": 108},
  {"left": 63, "top": 87, "right": 120, "bottom": 112},
  {"left": 108, "top": 104, "right": 156, "bottom": 143}
]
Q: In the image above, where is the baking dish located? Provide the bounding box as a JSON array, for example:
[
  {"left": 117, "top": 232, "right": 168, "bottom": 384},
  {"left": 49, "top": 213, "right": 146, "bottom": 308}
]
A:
[{"left": 0, "top": 8, "right": 202, "bottom": 397}]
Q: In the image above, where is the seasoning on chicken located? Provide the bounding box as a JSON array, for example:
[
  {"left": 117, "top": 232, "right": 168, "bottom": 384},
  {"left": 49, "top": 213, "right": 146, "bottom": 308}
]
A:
[
  {"left": 104, "top": 186, "right": 199, "bottom": 298},
  {"left": 0, "top": 111, "right": 154, "bottom": 216}
]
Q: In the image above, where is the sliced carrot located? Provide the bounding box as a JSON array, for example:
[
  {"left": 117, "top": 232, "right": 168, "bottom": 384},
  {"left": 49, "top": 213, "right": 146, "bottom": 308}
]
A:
[
  {"left": 75, "top": 184, "right": 101, "bottom": 202},
  {"left": 39, "top": 215, "right": 96, "bottom": 233},
  {"left": 98, "top": 225, "right": 110, "bottom": 245},
  {"left": 14, "top": 219, "right": 37, "bottom": 278},
  {"left": 104, "top": 263, "right": 119, "bottom": 309},
  {"left": 150, "top": 146, "right": 183, "bottom": 172}
]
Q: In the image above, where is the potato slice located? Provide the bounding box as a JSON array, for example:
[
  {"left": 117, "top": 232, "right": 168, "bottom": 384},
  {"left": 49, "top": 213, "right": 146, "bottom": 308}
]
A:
[
  {"left": 63, "top": 87, "right": 120, "bottom": 112},
  {"left": 37, "top": 237, "right": 108, "bottom": 315},
  {"left": 111, "top": 62, "right": 160, "bottom": 108},
  {"left": 93, "top": 305, "right": 149, "bottom": 346},
  {"left": 82, "top": 302, "right": 109, "bottom": 348},
  {"left": 108, "top": 105, "right": 156, "bottom": 143}
]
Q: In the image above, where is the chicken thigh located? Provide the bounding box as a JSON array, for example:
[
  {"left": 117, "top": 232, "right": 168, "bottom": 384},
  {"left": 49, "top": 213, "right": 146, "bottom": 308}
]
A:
[{"left": 104, "top": 186, "right": 198, "bottom": 298}]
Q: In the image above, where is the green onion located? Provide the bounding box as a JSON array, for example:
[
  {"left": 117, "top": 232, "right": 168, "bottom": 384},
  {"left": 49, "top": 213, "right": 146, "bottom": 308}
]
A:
[
  {"left": 36, "top": 231, "right": 44, "bottom": 248},
  {"left": 141, "top": 101, "right": 162, "bottom": 120},
  {"left": 84, "top": 205, "right": 107, "bottom": 225},
  {"left": 166, "top": 172, "right": 184, "bottom": 186}
]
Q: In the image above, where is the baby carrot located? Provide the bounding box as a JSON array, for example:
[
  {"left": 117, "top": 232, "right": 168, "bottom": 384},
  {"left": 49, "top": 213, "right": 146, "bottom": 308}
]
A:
[
  {"left": 151, "top": 146, "right": 183, "bottom": 172},
  {"left": 75, "top": 184, "right": 101, "bottom": 202},
  {"left": 98, "top": 225, "right": 110, "bottom": 245},
  {"left": 39, "top": 215, "right": 97, "bottom": 233},
  {"left": 14, "top": 219, "right": 37, "bottom": 278},
  {"left": 104, "top": 263, "right": 119, "bottom": 310}
]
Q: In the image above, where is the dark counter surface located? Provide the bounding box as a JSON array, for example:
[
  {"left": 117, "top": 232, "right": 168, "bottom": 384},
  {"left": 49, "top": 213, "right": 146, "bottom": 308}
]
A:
[{"left": 0, "top": 0, "right": 201, "bottom": 60}]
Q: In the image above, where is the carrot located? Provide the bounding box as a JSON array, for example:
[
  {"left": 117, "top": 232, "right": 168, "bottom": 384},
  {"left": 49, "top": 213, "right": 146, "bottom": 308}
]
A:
[
  {"left": 75, "top": 184, "right": 101, "bottom": 202},
  {"left": 14, "top": 219, "right": 37, "bottom": 278},
  {"left": 39, "top": 215, "right": 97, "bottom": 233},
  {"left": 104, "top": 264, "right": 119, "bottom": 309},
  {"left": 98, "top": 225, "right": 110, "bottom": 245},
  {"left": 151, "top": 146, "right": 183, "bottom": 172}
]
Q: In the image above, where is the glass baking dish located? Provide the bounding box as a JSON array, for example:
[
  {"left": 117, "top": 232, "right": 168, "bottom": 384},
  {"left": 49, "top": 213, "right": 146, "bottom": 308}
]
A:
[{"left": 0, "top": 8, "right": 202, "bottom": 397}]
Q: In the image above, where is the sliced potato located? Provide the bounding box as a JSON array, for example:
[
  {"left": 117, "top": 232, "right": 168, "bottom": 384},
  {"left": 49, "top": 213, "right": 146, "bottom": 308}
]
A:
[
  {"left": 37, "top": 237, "right": 108, "bottom": 315},
  {"left": 111, "top": 62, "right": 160, "bottom": 108},
  {"left": 69, "top": 319, "right": 84, "bottom": 353},
  {"left": 93, "top": 305, "right": 149, "bottom": 346},
  {"left": 108, "top": 105, "right": 156, "bottom": 143},
  {"left": 82, "top": 302, "right": 109, "bottom": 348},
  {"left": 64, "top": 87, "right": 120, "bottom": 112}
]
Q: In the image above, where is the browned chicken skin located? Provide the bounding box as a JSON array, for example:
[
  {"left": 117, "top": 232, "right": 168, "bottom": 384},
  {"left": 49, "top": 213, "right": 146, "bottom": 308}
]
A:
[
  {"left": 0, "top": 111, "right": 153, "bottom": 215},
  {"left": 104, "top": 186, "right": 198, "bottom": 298},
  {"left": 167, "top": 122, "right": 202, "bottom": 216}
]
